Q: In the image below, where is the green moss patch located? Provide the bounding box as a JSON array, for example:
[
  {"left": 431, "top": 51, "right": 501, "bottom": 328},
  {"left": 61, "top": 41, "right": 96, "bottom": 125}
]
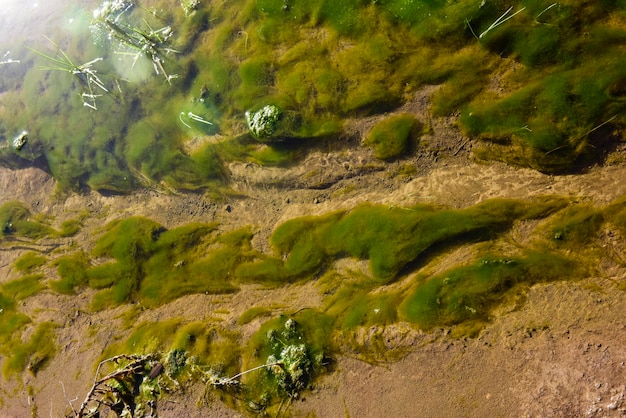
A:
[
  {"left": 0, "top": 202, "right": 54, "bottom": 239},
  {"left": 1, "top": 274, "right": 46, "bottom": 301},
  {"left": 400, "top": 251, "right": 581, "bottom": 331},
  {"left": 83, "top": 218, "right": 256, "bottom": 310},
  {"left": 3, "top": 0, "right": 626, "bottom": 190},
  {"left": 13, "top": 252, "right": 47, "bottom": 273},
  {"left": 237, "top": 306, "right": 273, "bottom": 325},
  {"left": 0, "top": 292, "right": 30, "bottom": 347},
  {"left": 0, "top": 202, "right": 83, "bottom": 240},
  {"left": 9, "top": 192, "right": 626, "bottom": 410},
  {"left": 2, "top": 322, "right": 56, "bottom": 377},
  {"left": 460, "top": 2, "right": 626, "bottom": 172},
  {"left": 548, "top": 205, "right": 604, "bottom": 247},
  {"left": 102, "top": 319, "right": 241, "bottom": 376},
  {"left": 327, "top": 285, "right": 402, "bottom": 330},
  {"left": 365, "top": 114, "right": 420, "bottom": 160},
  {"left": 0, "top": 289, "right": 55, "bottom": 378},
  {"left": 240, "top": 198, "right": 567, "bottom": 284},
  {"left": 98, "top": 310, "right": 332, "bottom": 415},
  {"left": 50, "top": 252, "right": 91, "bottom": 295}
]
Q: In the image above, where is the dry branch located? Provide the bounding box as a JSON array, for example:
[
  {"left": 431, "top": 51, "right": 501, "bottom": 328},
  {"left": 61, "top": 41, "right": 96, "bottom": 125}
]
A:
[{"left": 75, "top": 353, "right": 157, "bottom": 417}]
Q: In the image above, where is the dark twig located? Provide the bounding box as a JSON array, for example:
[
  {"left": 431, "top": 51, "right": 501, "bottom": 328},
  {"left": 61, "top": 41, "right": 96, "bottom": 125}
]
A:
[{"left": 75, "top": 353, "right": 156, "bottom": 417}]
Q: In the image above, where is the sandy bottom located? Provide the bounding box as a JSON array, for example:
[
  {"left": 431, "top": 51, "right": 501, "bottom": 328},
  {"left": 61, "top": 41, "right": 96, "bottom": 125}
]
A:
[
  {"left": 2, "top": 84, "right": 626, "bottom": 416},
  {"left": 1, "top": 153, "right": 626, "bottom": 417}
]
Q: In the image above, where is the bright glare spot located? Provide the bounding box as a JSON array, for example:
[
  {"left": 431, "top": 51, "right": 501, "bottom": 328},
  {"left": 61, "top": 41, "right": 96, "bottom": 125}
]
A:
[{"left": 1, "top": 0, "right": 80, "bottom": 41}]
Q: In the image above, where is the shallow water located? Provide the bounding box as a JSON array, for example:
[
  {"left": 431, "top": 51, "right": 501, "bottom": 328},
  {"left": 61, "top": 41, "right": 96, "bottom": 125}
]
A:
[
  {"left": 2, "top": 2, "right": 626, "bottom": 416},
  {"left": 1, "top": 0, "right": 213, "bottom": 191},
  {"left": 0, "top": 0, "right": 91, "bottom": 49}
]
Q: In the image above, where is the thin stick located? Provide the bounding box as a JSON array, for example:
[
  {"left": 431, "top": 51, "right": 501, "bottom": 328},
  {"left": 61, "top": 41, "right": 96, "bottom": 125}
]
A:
[
  {"left": 179, "top": 112, "right": 192, "bottom": 129},
  {"left": 545, "top": 115, "right": 618, "bottom": 155},
  {"left": 76, "top": 354, "right": 155, "bottom": 417},
  {"left": 213, "top": 361, "right": 282, "bottom": 386},
  {"left": 60, "top": 381, "right": 78, "bottom": 416},
  {"left": 536, "top": 3, "right": 558, "bottom": 23},
  {"left": 465, "top": 19, "right": 479, "bottom": 40},
  {"left": 188, "top": 112, "right": 213, "bottom": 125},
  {"left": 479, "top": 7, "right": 526, "bottom": 39},
  {"left": 275, "top": 397, "right": 286, "bottom": 418},
  {"left": 583, "top": 115, "right": 617, "bottom": 138}
]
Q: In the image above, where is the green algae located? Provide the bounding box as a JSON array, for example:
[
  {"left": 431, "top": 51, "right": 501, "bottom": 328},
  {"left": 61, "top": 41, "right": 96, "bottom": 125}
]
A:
[
  {"left": 400, "top": 251, "right": 581, "bottom": 331},
  {"left": 101, "top": 319, "right": 241, "bottom": 375},
  {"left": 107, "top": 319, "right": 182, "bottom": 358},
  {"left": 0, "top": 202, "right": 81, "bottom": 242},
  {"left": 1, "top": 322, "right": 56, "bottom": 377},
  {"left": 7, "top": 1, "right": 626, "bottom": 405},
  {"left": 548, "top": 205, "right": 604, "bottom": 247},
  {"left": 81, "top": 218, "right": 257, "bottom": 310},
  {"left": 5, "top": 0, "right": 626, "bottom": 189},
  {"left": 328, "top": 287, "right": 401, "bottom": 330},
  {"left": 97, "top": 318, "right": 243, "bottom": 408},
  {"left": 97, "top": 311, "right": 331, "bottom": 414},
  {"left": 0, "top": 292, "right": 30, "bottom": 348},
  {"left": 6, "top": 192, "right": 626, "bottom": 410},
  {"left": 1, "top": 274, "right": 46, "bottom": 301},
  {"left": 0, "top": 202, "right": 55, "bottom": 239},
  {"left": 0, "top": 289, "right": 55, "bottom": 378},
  {"left": 240, "top": 198, "right": 567, "bottom": 284},
  {"left": 237, "top": 306, "right": 273, "bottom": 325},
  {"left": 13, "top": 252, "right": 47, "bottom": 273},
  {"left": 241, "top": 311, "right": 333, "bottom": 410},
  {"left": 365, "top": 114, "right": 420, "bottom": 160},
  {"left": 50, "top": 251, "right": 91, "bottom": 295},
  {"left": 460, "top": 2, "right": 626, "bottom": 171}
]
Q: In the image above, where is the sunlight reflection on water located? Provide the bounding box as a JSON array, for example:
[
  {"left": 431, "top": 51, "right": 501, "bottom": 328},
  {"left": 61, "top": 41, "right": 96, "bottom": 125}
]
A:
[{"left": 0, "top": 0, "right": 94, "bottom": 46}]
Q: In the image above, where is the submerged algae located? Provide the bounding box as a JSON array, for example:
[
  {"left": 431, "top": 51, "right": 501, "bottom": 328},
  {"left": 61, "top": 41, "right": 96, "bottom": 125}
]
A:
[
  {"left": 365, "top": 114, "right": 420, "bottom": 160},
  {"left": 400, "top": 252, "right": 581, "bottom": 331},
  {"left": 5, "top": 1, "right": 626, "bottom": 412},
  {"left": 4, "top": 190, "right": 626, "bottom": 412},
  {"left": 4, "top": 0, "right": 625, "bottom": 191}
]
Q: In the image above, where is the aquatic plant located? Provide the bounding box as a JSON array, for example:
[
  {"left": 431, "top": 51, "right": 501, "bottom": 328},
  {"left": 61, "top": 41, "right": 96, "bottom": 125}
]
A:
[
  {"left": 13, "top": 252, "right": 47, "bottom": 273},
  {"left": 238, "top": 198, "right": 567, "bottom": 284},
  {"left": 180, "top": 0, "right": 200, "bottom": 16},
  {"left": 365, "top": 114, "right": 419, "bottom": 160},
  {"left": 1, "top": 274, "right": 45, "bottom": 301},
  {"left": 50, "top": 252, "right": 91, "bottom": 295},
  {"left": 25, "top": 192, "right": 626, "bottom": 413},
  {"left": 240, "top": 313, "right": 331, "bottom": 413},
  {"left": 0, "top": 201, "right": 55, "bottom": 239},
  {"left": 79, "top": 218, "right": 253, "bottom": 310},
  {"left": 459, "top": 1, "right": 626, "bottom": 171},
  {"left": 28, "top": 39, "right": 118, "bottom": 111},
  {"left": 400, "top": 251, "right": 581, "bottom": 331},
  {"left": 90, "top": 0, "right": 179, "bottom": 84},
  {"left": 2, "top": 322, "right": 56, "bottom": 377},
  {"left": 263, "top": 320, "right": 315, "bottom": 396},
  {"left": 4, "top": 0, "right": 626, "bottom": 195},
  {"left": 245, "top": 104, "right": 282, "bottom": 140}
]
